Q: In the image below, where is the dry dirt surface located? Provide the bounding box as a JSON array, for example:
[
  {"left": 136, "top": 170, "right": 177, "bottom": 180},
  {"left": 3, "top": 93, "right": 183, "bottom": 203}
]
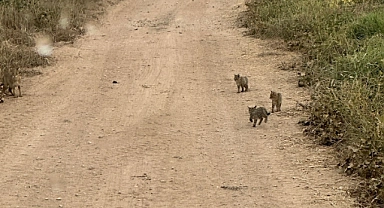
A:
[{"left": 0, "top": 0, "right": 357, "bottom": 207}]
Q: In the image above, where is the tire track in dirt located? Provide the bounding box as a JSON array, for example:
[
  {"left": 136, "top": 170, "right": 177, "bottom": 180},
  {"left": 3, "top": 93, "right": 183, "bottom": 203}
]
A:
[{"left": 0, "top": 0, "right": 356, "bottom": 207}]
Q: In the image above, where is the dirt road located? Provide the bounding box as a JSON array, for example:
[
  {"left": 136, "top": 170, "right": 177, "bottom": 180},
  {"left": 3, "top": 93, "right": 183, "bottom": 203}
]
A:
[{"left": 0, "top": 0, "right": 356, "bottom": 207}]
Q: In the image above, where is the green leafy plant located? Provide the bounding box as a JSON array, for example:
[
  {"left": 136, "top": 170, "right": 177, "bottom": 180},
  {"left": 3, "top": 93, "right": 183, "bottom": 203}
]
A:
[{"left": 242, "top": 0, "right": 384, "bottom": 206}]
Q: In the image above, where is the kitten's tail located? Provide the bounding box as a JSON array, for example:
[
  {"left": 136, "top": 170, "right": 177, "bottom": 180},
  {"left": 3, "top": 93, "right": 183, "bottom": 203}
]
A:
[{"left": 267, "top": 112, "right": 271, "bottom": 115}]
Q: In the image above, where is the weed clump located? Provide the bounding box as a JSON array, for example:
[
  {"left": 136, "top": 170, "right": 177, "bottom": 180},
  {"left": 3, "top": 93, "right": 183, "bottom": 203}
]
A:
[
  {"left": 0, "top": 0, "right": 116, "bottom": 75},
  {"left": 242, "top": 0, "right": 384, "bottom": 206}
]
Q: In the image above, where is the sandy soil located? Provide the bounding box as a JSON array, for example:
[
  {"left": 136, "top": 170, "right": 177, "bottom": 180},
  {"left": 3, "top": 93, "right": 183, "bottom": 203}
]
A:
[{"left": 0, "top": 0, "right": 357, "bottom": 207}]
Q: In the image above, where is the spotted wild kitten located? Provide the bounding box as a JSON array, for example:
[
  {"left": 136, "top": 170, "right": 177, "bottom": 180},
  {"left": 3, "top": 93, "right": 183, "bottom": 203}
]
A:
[{"left": 248, "top": 106, "right": 270, "bottom": 127}]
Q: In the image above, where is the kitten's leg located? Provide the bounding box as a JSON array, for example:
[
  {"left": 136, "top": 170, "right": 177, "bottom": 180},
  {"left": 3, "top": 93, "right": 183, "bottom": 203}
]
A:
[
  {"left": 258, "top": 118, "right": 263, "bottom": 125},
  {"left": 9, "top": 87, "right": 14, "bottom": 96},
  {"left": 18, "top": 85, "right": 22, "bottom": 97},
  {"left": 12, "top": 87, "right": 17, "bottom": 97}
]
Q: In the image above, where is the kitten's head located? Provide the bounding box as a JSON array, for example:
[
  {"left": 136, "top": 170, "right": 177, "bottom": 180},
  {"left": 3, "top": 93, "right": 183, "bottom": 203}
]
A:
[
  {"left": 270, "top": 91, "right": 277, "bottom": 99},
  {"left": 234, "top": 74, "right": 240, "bottom": 81},
  {"left": 248, "top": 105, "right": 257, "bottom": 113}
]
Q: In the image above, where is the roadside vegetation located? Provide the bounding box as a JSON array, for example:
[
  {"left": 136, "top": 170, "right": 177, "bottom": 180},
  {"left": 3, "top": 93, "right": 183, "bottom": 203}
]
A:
[
  {"left": 0, "top": 0, "right": 116, "bottom": 76},
  {"left": 241, "top": 0, "right": 384, "bottom": 206}
]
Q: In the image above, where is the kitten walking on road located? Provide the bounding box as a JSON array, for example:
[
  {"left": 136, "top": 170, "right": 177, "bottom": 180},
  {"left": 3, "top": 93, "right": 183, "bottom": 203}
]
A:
[{"left": 248, "top": 106, "right": 270, "bottom": 127}]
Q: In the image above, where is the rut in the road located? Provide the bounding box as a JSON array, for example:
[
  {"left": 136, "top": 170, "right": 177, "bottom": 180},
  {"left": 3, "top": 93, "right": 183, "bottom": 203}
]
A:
[{"left": 0, "top": 0, "right": 356, "bottom": 207}]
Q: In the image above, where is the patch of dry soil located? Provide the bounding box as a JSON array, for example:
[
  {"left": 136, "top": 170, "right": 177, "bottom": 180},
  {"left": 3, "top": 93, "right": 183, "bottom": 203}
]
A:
[{"left": 0, "top": 0, "right": 356, "bottom": 207}]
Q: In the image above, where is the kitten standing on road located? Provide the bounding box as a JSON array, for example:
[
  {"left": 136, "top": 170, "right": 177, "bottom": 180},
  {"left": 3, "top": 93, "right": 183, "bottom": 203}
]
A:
[
  {"left": 2, "top": 68, "right": 22, "bottom": 98},
  {"left": 270, "top": 91, "right": 282, "bottom": 113},
  {"left": 234, "top": 74, "right": 248, "bottom": 93}
]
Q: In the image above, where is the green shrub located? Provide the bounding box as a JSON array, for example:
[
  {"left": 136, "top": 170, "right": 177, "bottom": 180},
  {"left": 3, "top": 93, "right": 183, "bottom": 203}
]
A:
[
  {"left": 348, "top": 11, "right": 384, "bottom": 40},
  {"left": 242, "top": 0, "right": 384, "bottom": 206}
]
